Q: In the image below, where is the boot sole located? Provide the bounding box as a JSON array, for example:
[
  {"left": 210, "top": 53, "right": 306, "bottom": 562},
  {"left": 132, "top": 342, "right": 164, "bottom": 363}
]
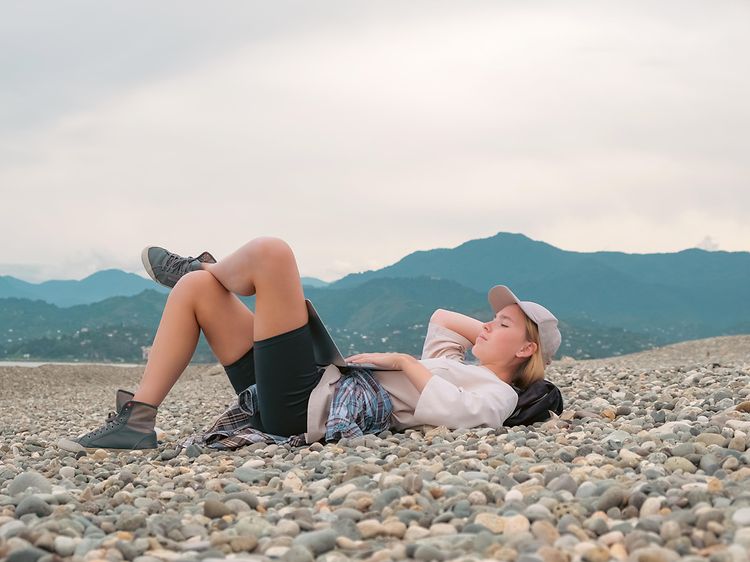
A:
[
  {"left": 80, "top": 438, "right": 158, "bottom": 451},
  {"left": 141, "top": 246, "right": 160, "bottom": 285},
  {"left": 80, "top": 445, "right": 158, "bottom": 452}
]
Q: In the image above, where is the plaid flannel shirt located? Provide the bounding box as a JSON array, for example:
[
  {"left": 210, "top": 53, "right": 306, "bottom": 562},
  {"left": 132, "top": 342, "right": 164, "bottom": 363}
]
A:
[{"left": 178, "top": 366, "right": 393, "bottom": 450}]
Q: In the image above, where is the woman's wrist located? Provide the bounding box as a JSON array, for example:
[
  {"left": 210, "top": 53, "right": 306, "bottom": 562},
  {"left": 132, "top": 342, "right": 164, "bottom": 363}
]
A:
[
  {"left": 396, "top": 353, "right": 416, "bottom": 369},
  {"left": 397, "top": 353, "right": 432, "bottom": 392}
]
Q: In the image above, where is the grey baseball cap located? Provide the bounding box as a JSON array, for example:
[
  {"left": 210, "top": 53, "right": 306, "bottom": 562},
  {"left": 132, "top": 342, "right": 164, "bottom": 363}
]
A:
[{"left": 488, "top": 285, "right": 561, "bottom": 366}]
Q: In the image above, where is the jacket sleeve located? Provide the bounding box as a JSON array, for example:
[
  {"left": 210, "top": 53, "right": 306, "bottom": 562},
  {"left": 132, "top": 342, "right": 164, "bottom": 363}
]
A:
[
  {"left": 420, "top": 322, "right": 474, "bottom": 362},
  {"left": 412, "top": 375, "right": 518, "bottom": 429}
]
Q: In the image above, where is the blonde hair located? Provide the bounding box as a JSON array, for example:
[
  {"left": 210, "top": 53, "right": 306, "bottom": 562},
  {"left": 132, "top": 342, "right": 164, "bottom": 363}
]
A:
[{"left": 512, "top": 315, "right": 547, "bottom": 389}]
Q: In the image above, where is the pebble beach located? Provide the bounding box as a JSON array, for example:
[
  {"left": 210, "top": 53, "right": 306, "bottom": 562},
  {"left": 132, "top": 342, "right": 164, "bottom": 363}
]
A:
[{"left": 2, "top": 335, "right": 750, "bottom": 562}]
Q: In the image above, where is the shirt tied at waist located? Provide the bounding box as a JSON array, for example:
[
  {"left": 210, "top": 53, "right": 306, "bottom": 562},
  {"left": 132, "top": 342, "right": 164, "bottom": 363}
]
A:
[{"left": 179, "top": 366, "right": 394, "bottom": 450}]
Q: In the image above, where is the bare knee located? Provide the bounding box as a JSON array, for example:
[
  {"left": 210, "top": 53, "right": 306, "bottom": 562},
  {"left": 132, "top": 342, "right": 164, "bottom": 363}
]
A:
[
  {"left": 172, "top": 269, "right": 223, "bottom": 298},
  {"left": 246, "top": 237, "right": 296, "bottom": 267}
]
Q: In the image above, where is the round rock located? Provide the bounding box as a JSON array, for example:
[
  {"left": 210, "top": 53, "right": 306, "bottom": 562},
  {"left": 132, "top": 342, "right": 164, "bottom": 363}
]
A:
[
  {"left": 15, "top": 495, "right": 52, "bottom": 517},
  {"left": 7, "top": 472, "right": 52, "bottom": 496},
  {"left": 732, "top": 508, "right": 750, "bottom": 527},
  {"left": 203, "top": 499, "right": 232, "bottom": 518}
]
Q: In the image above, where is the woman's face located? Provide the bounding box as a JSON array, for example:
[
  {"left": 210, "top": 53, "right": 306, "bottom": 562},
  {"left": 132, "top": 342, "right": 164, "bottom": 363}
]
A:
[{"left": 474, "top": 304, "right": 536, "bottom": 367}]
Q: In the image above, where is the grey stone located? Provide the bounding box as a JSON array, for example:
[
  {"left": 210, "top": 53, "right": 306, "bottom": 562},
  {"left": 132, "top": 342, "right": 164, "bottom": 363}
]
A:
[
  {"left": 576, "top": 481, "right": 597, "bottom": 498},
  {"left": 583, "top": 516, "right": 608, "bottom": 536},
  {"left": 291, "top": 529, "right": 337, "bottom": 555},
  {"left": 74, "top": 538, "right": 103, "bottom": 559},
  {"left": 116, "top": 511, "right": 147, "bottom": 532},
  {"left": 670, "top": 443, "right": 695, "bottom": 457},
  {"left": 15, "top": 495, "right": 52, "bottom": 517},
  {"left": 547, "top": 474, "right": 578, "bottom": 494},
  {"left": 234, "top": 467, "right": 266, "bottom": 484},
  {"left": 557, "top": 514, "right": 581, "bottom": 533},
  {"left": 372, "top": 487, "right": 403, "bottom": 512},
  {"left": 331, "top": 517, "right": 361, "bottom": 541},
  {"left": 160, "top": 449, "right": 179, "bottom": 461},
  {"left": 280, "top": 544, "right": 315, "bottom": 562},
  {"left": 333, "top": 507, "right": 363, "bottom": 522},
  {"left": 0, "top": 520, "right": 27, "bottom": 539},
  {"left": 115, "top": 540, "right": 140, "bottom": 561},
  {"left": 525, "top": 503, "right": 553, "bottom": 522},
  {"left": 596, "top": 487, "right": 625, "bottom": 511},
  {"left": 699, "top": 454, "right": 720, "bottom": 475},
  {"left": 54, "top": 536, "right": 77, "bottom": 556},
  {"left": 463, "top": 522, "right": 492, "bottom": 534},
  {"left": 452, "top": 499, "right": 472, "bottom": 518},
  {"left": 146, "top": 514, "right": 182, "bottom": 537},
  {"left": 7, "top": 472, "right": 51, "bottom": 496},
  {"left": 7, "top": 547, "right": 48, "bottom": 562},
  {"left": 651, "top": 410, "right": 666, "bottom": 423},
  {"left": 414, "top": 544, "right": 446, "bottom": 561},
  {"left": 602, "top": 430, "right": 631, "bottom": 445},
  {"left": 222, "top": 491, "right": 259, "bottom": 509},
  {"left": 186, "top": 444, "right": 202, "bottom": 458}
]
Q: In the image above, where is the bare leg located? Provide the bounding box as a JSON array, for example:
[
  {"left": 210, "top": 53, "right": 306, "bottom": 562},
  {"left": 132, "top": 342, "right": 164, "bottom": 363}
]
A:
[
  {"left": 132, "top": 236, "right": 307, "bottom": 405},
  {"left": 132, "top": 270, "right": 256, "bottom": 406},
  {"left": 201, "top": 236, "right": 308, "bottom": 341}
]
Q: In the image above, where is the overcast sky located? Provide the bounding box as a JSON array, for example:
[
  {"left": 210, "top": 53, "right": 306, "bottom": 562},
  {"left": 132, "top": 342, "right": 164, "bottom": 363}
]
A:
[{"left": 2, "top": 0, "right": 748, "bottom": 283}]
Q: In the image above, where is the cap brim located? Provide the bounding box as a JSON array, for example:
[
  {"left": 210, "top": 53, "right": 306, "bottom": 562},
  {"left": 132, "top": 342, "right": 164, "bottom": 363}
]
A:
[{"left": 488, "top": 285, "right": 522, "bottom": 314}]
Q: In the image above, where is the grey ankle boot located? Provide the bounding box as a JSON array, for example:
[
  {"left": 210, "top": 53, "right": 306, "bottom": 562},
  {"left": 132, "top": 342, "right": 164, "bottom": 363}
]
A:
[
  {"left": 141, "top": 246, "right": 217, "bottom": 288},
  {"left": 100, "top": 389, "right": 135, "bottom": 424},
  {"left": 115, "top": 389, "right": 135, "bottom": 412},
  {"left": 77, "top": 398, "right": 158, "bottom": 450}
]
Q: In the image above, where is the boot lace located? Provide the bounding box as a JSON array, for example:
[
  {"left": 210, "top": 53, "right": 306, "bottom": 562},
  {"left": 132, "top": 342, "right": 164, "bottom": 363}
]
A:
[
  {"left": 162, "top": 252, "right": 196, "bottom": 276},
  {"left": 84, "top": 409, "right": 127, "bottom": 439}
]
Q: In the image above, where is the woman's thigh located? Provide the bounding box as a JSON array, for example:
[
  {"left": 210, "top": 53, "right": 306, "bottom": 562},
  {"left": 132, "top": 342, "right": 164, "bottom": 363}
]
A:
[
  {"left": 182, "top": 270, "right": 256, "bottom": 366},
  {"left": 250, "top": 238, "right": 309, "bottom": 342},
  {"left": 248, "top": 238, "right": 321, "bottom": 435},
  {"left": 208, "top": 237, "right": 320, "bottom": 436},
  {"left": 253, "top": 321, "right": 322, "bottom": 436}
]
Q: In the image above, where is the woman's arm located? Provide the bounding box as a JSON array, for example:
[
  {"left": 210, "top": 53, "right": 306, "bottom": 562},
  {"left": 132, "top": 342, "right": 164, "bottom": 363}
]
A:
[
  {"left": 430, "top": 309, "right": 484, "bottom": 347},
  {"left": 396, "top": 354, "right": 433, "bottom": 392},
  {"left": 345, "top": 352, "right": 434, "bottom": 393}
]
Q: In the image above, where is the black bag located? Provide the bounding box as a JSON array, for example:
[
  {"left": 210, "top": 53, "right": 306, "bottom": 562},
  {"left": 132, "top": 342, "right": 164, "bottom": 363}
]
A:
[{"left": 503, "top": 379, "right": 564, "bottom": 426}]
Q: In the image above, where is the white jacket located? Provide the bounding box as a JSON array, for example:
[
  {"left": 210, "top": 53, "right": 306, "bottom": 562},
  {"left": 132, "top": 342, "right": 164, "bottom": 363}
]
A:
[{"left": 303, "top": 321, "right": 518, "bottom": 443}]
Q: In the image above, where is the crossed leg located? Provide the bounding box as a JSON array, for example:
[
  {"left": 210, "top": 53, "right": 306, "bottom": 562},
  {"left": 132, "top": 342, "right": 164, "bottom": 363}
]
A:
[{"left": 132, "top": 237, "right": 309, "bottom": 407}]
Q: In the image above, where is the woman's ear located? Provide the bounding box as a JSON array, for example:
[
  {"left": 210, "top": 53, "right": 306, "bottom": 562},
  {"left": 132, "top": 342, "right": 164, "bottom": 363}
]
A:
[{"left": 518, "top": 341, "right": 537, "bottom": 358}]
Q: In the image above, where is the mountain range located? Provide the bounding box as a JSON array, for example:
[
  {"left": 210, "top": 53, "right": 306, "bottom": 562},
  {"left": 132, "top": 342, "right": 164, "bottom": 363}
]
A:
[
  {"left": 0, "top": 270, "right": 329, "bottom": 307},
  {"left": 2, "top": 231, "right": 748, "bottom": 363}
]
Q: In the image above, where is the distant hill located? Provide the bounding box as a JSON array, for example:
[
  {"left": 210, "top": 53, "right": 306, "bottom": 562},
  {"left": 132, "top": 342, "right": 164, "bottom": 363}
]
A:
[
  {"left": 329, "top": 232, "right": 750, "bottom": 340},
  {"left": 1, "top": 231, "right": 747, "bottom": 363},
  {"left": 0, "top": 270, "right": 170, "bottom": 307},
  {"left": 0, "top": 279, "right": 654, "bottom": 364},
  {"left": 0, "top": 271, "right": 329, "bottom": 307},
  {"left": 301, "top": 277, "right": 330, "bottom": 288}
]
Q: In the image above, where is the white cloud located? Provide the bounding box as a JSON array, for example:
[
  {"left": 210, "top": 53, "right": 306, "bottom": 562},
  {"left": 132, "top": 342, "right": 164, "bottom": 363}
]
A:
[
  {"left": 695, "top": 236, "right": 720, "bottom": 251},
  {"left": 1, "top": 0, "right": 749, "bottom": 282}
]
